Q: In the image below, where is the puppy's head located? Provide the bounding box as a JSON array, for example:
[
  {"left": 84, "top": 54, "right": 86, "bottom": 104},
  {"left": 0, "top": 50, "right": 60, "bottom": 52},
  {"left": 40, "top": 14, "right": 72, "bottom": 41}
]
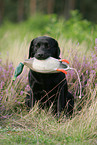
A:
[{"left": 28, "top": 36, "right": 60, "bottom": 60}]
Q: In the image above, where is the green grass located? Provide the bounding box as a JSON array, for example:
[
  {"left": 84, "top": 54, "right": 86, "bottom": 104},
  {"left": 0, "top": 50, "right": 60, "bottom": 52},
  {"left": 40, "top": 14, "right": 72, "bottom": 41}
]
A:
[
  {"left": 0, "top": 12, "right": 97, "bottom": 145},
  {"left": 0, "top": 128, "right": 96, "bottom": 145},
  {"left": 0, "top": 102, "right": 97, "bottom": 145}
]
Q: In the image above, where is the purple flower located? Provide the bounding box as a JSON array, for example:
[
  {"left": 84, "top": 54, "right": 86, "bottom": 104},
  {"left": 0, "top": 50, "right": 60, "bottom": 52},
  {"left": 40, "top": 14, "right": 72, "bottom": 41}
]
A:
[
  {"left": 90, "top": 70, "right": 96, "bottom": 75},
  {"left": 25, "top": 85, "right": 30, "bottom": 91},
  {"left": 95, "top": 38, "right": 97, "bottom": 44},
  {"left": 0, "top": 81, "right": 4, "bottom": 89},
  {"left": 86, "top": 70, "right": 88, "bottom": 74},
  {"left": 9, "top": 63, "right": 13, "bottom": 69},
  {"left": 0, "top": 96, "right": 3, "bottom": 101},
  {"left": 20, "top": 91, "right": 24, "bottom": 95},
  {"left": 0, "top": 67, "right": 2, "bottom": 71}
]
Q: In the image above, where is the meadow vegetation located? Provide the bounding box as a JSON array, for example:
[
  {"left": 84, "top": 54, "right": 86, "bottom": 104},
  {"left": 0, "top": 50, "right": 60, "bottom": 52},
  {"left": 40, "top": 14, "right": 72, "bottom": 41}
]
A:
[{"left": 0, "top": 12, "right": 97, "bottom": 144}]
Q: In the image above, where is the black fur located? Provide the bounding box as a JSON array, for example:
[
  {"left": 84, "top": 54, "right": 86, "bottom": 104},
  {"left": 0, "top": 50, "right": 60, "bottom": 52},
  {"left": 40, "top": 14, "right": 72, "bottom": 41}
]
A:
[{"left": 25, "top": 36, "right": 74, "bottom": 116}]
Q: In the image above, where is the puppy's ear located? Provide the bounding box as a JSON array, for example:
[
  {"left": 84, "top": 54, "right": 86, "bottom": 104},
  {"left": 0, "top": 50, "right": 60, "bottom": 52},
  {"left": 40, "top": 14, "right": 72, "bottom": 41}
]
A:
[
  {"left": 54, "top": 40, "right": 60, "bottom": 59},
  {"left": 28, "top": 39, "right": 34, "bottom": 59},
  {"left": 56, "top": 46, "right": 60, "bottom": 59}
]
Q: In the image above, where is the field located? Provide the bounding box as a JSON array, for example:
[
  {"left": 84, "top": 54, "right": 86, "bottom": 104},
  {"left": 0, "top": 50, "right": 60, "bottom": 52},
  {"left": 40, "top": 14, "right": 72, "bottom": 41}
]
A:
[{"left": 0, "top": 13, "right": 97, "bottom": 144}]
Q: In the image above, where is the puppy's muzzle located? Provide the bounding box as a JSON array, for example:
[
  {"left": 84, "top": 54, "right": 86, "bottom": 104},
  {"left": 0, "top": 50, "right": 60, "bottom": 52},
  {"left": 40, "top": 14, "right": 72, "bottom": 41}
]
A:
[{"left": 35, "top": 52, "right": 49, "bottom": 60}]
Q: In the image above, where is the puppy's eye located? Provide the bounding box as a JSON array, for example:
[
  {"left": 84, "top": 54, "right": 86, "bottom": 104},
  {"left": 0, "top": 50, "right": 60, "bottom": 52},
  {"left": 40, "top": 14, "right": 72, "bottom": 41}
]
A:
[
  {"left": 36, "top": 43, "right": 40, "bottom": 48},
  {"left": 45, "top": 43, "right": 49, "bottom": 48}
]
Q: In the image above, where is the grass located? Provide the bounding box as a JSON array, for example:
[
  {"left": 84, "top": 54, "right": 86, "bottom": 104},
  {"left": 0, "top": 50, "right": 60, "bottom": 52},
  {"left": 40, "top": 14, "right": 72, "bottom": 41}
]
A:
[
  {"left": 0, "top": 13, "right": 97, "bottom": 144},
  {"left": 0, "top": 95, "right": 97, "bottom": 144}
]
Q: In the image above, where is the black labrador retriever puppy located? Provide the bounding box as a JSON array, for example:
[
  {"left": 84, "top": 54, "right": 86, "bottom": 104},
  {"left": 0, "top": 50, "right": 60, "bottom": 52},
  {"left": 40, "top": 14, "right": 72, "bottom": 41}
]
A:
[{"left": 26, "top": 36, "right": 74, "bottom": 116}]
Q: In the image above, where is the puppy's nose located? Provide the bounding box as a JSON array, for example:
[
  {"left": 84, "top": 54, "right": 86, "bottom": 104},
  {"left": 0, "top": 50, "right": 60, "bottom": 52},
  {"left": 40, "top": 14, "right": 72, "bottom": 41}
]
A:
[
  {"left": 35, "top": 53, "right": 45, "bottom": 60},
  {"left": 37, "top": 53, "right": 44, "bottom": 58}
]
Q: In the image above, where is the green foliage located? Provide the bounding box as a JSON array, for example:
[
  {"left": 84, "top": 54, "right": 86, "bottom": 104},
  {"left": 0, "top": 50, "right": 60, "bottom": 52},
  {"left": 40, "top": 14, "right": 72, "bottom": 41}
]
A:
[
  {"left": 0, "top": 11, "right": 97, "bottom": 52},
  {"left": 45, "top": 10, "right": 97, "bottom": 48}
]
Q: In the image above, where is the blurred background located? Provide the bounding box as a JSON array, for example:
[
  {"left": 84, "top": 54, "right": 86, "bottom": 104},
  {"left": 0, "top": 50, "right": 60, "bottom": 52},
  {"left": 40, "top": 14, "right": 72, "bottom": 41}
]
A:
[
  {"left": 0, "top": 0, "right": 97, "bottom": 24},
  {"left": 0, "top": 0, "right": 97, "bottom": 60}
]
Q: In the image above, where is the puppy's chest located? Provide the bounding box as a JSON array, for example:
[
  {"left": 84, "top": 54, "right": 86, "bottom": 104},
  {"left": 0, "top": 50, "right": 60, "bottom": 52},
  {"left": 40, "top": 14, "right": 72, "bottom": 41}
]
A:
[
  {"left": 33, "top": 77, "right": 57, "bottom": 91},
  {"left": 33, "top": 78, "right": 61, "bottom": 101},
  {"left": 30, "top": 71, "right": 65, "bottom": 93}
]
